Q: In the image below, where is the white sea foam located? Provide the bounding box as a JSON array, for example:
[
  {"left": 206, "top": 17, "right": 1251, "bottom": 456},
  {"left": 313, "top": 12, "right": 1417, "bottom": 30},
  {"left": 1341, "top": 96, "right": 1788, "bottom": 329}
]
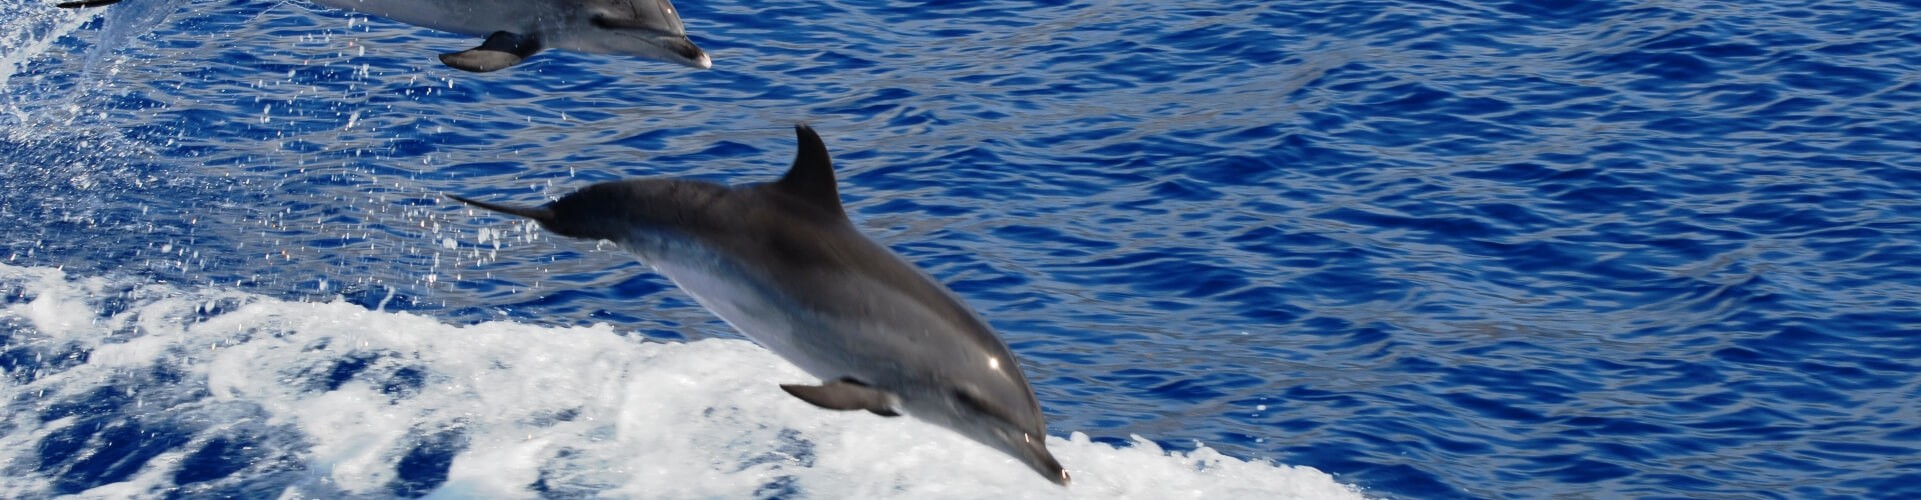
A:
[
  {"left": 0, "top": 0, "right": 92, "bottom": 90},
  {"left": 0, "top": 263, "right": 1364, "bottom": 499}
]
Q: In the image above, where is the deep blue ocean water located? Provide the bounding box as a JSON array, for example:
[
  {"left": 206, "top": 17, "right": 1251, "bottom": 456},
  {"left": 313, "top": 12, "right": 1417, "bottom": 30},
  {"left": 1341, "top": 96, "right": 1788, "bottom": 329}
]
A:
[{"left": 2, "top": 0, "right": 1919, "bottom": 498}]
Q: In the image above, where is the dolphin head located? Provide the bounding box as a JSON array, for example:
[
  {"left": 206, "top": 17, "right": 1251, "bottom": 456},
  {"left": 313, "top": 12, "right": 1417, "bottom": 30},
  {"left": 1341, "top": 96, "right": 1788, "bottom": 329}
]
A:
[
  {"left": 580, "top": 0, "right": 712, "bottom": 69},
  {"left": 893, "top": 352, "right": 1070, "bottom": 485}
]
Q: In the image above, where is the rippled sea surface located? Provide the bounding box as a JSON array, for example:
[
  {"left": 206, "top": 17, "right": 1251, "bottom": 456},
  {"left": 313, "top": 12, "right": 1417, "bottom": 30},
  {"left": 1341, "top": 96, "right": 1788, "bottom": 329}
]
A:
[{"left": 4, "top": 0, "right": 1920, "bottom": 498}]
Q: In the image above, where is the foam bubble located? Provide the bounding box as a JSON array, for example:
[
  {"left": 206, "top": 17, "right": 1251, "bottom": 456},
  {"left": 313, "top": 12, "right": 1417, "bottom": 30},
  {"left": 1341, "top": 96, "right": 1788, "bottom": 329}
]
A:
[{"left": 0, "top": 264, "right": 1364, "bottom": 498}]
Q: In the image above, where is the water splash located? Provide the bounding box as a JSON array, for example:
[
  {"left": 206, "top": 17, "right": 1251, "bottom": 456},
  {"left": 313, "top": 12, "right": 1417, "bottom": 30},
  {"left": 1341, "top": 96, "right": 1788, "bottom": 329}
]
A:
[{"left": 0, "top": 263, "right": 1365, "bottom": 498}]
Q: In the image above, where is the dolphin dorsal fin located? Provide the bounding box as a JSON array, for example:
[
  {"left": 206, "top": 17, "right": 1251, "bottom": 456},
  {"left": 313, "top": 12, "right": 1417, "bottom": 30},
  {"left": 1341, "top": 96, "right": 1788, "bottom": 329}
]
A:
[{"left": 774, "top": 124, "right": 845, "bottom": 218}]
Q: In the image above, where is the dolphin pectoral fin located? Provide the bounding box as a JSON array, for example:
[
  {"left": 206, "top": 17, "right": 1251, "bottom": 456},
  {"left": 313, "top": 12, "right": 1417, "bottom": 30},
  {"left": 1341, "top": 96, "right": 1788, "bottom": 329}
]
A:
[
  {"left": 55, "top": 0, "right": 122, "bottom": 8},
  {"left": 439, "top": 31, "right": 542, "bottom": 73},
  {"left": 780, "top": 379, "right": 897, "bottom": 415}
]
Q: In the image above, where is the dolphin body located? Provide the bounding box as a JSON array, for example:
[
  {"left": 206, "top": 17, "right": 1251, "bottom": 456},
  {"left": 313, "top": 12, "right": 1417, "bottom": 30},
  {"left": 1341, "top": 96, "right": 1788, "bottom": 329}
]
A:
[
  {"left": 447, "top": 125, "right": 1070, "bottom": 486},
  {"left": 57, "top": 0, "right": 710, "bottom": 72}
]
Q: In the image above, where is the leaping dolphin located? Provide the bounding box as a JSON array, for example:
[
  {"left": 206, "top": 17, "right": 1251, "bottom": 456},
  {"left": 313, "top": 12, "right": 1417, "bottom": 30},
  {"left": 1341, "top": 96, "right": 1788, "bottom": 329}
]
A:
[
  {"left": 447, "top": 124, "right": 1071, "bottom": 486},
  {"left": 56, "top": 0, "right": 710, "bottom": 72}
]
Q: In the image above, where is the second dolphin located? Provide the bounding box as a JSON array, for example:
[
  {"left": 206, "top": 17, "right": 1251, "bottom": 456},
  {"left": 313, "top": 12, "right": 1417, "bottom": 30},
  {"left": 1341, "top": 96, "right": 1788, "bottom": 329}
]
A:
[
  {"left": 448, "top": 125, "right": 1070, "bottom": 485},
  {"left": 58, "top": 0, "right": 710, "bottom": 72}
]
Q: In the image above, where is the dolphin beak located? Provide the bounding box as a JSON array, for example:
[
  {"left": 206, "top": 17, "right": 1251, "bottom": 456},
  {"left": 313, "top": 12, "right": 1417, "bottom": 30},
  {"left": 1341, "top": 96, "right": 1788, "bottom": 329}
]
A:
[
  {"left": 1019, "top": 433, "right": 1070, "bottom": 486},
  {"left": 649, "top": 35, "right": 710, "bottom": 70},
  {"left": 1034, "top": 451, "right": 1070, "bottom": 485}
]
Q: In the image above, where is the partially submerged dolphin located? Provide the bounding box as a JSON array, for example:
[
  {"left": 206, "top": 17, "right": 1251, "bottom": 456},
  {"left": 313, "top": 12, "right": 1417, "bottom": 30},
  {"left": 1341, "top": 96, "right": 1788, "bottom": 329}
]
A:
[
  {"left": 447, "top": 125, "right": 1070, "bottom": 485},
  {"left": 56, "top": 0, "right": 710, "bottom": 72}
]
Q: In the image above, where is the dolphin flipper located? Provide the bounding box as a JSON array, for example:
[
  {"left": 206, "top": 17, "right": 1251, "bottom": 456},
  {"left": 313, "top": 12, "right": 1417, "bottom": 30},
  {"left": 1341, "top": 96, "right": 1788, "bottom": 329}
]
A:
[
  {"left": 781, "top": 379, "right": 900, "bottom": 417},
  {"left": 55, "top": 0, "right": 122, "bottom": 8},
  {"left": 439, "top": 31, "right": 542, "bottom": 72}
]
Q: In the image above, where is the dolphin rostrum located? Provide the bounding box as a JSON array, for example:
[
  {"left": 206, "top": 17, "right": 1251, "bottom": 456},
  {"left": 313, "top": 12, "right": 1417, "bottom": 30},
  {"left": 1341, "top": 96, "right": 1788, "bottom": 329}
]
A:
[
  {"left": 447, "top": 124, "right": 1070, "bottom": 485},
  {"left": 56, "top": 0, "right": 710, "bottom": 72}
]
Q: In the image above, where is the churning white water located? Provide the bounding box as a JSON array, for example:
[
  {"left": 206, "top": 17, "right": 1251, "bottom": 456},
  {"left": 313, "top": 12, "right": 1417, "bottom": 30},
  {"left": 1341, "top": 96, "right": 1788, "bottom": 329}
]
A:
[{"left": 0, "top": 264, "right": 1364, "bottom": 498}]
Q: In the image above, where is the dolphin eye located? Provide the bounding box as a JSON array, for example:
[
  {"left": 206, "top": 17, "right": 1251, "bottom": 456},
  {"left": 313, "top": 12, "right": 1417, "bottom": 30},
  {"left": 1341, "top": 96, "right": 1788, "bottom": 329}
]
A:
[
  {"left": 951, "top": 388, "right": 1019, "bottom": 425},
  {"left": 952, "top": 388, "right": 985, "bottom": 411}
]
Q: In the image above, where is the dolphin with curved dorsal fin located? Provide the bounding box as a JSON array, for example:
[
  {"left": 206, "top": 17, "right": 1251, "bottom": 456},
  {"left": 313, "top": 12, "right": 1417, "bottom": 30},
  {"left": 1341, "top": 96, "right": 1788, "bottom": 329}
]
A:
[
  {"left": 56, "top": 0, "right": 710, "bottom": 72},
  {"left": 447, "top": 124, "right": 1071, "bottom": 486}
]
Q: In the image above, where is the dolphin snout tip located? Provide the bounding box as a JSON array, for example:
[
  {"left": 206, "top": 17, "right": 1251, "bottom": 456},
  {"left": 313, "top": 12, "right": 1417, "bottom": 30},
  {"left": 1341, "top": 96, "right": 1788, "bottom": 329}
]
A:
[
  {"left": 694, "top": 53, "right": 713, "bottom": 69},
  {"left": 1026, "top": 441, "right": 1070, "bottom": 486}
]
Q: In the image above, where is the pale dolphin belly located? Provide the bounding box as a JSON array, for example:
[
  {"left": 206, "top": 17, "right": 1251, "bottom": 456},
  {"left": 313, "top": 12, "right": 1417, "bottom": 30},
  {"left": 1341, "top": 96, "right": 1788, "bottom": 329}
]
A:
[{"left": 644, "top": 258, "right": 851, "bottom": 379}]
